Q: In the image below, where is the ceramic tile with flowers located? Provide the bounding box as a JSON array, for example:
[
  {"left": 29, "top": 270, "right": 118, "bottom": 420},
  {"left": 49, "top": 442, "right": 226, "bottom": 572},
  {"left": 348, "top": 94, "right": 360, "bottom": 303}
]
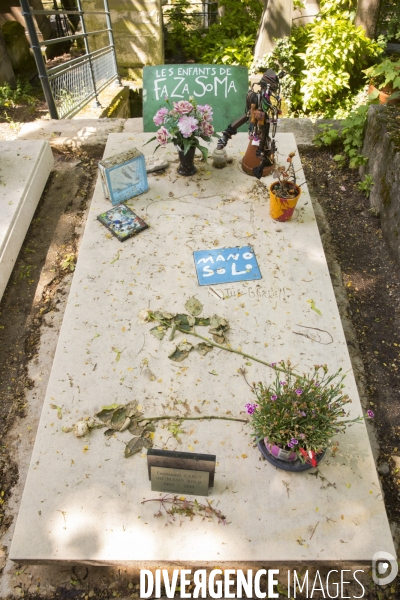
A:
[
  {"left": 147, "top": 97, "right": 218, "bottom": 176},
  {"left": 246, "top": 361, "right": 374, "bottom": 470}
]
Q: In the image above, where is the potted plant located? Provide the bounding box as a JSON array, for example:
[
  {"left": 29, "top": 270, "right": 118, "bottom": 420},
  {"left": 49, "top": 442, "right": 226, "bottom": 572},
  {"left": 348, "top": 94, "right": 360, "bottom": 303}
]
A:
[
  {"left": 269, "top": 151, "right": 302, "bottom": 222},
  {"left": 147, "top": 97, "right": 217, "bottom": 176},
  {"left": 246, "top": 361, "right": 374, "bottom": 472},
  {"left": 364, "top": 56, "right": 400, "bottom": 105}
]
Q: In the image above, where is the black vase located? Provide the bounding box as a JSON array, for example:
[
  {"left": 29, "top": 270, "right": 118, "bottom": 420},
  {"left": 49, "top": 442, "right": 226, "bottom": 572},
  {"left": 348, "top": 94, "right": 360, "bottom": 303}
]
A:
[{"left": 177, "top": 146, "right": 197, "bottom": 176}]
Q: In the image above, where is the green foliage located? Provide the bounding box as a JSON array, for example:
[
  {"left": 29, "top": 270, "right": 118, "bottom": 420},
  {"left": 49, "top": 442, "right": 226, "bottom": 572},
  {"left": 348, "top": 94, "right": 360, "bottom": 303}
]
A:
[
  {"left": 357, "top": 174, "right": 374, "bottom": 198},
  {"left": 166, "top": 0, "right": 262, "bottom": 67},
  {"left": 163, "top": 0, "right": 202, "bottom": 57},
  {"left": 298, "top": 16, "right": 382, "bottom": 113},
  {"left": 313, "top": 124, "right": 340, "bottom": 147},
  {"left": 363, "top": 56, "right": 400, "bottom": 92},
  {"left": 0, "top": 78, "right": 39, "bottom": 109},
  {"left": 248, "top": 362, "right": 365, "bottom": 460},
  {"left": 319, "top": 0, "right": 357, "bottom": 17},
  {"left": 378, "top": 0, "right": 400, "bottom": 42},
  {"left": 314, "top": 103, "right": 371, "bottom": 168},
  {"left": 250, "top": 28, "right": 309, "bottom": 112},
  {"left": 251, "top": 0, "right": 382, "bottom": 116}
]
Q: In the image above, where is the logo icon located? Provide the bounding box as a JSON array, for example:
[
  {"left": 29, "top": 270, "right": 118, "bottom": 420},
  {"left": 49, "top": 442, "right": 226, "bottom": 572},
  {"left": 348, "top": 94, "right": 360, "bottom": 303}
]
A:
[{"left": 372, "top": 551, "right": 398, "bottom": 585}]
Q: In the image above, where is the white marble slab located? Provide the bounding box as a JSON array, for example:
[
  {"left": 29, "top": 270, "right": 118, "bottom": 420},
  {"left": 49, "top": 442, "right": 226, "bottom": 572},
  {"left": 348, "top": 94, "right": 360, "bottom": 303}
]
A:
[
  {"left": 0, "top": 141, "right": 54, "bottom": 301},
  {"left": 10, "top": 133, "right": 395, "bottom": 564}
]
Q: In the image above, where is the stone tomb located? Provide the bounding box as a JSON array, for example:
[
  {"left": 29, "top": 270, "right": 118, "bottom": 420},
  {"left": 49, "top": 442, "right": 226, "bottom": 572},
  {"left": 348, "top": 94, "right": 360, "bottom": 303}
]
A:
[
  {"left": 10, "top": 133, "right": 395, "bottom": 563},
  {"left": 0, "top": 140, "right": 54, "bottom": 301}
]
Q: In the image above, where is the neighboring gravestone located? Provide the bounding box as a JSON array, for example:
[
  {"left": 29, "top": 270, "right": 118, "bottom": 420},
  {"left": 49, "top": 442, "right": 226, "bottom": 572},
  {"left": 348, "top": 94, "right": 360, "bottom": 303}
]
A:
[
  {"left": 143, "top": 64, "right": 249, "bottom": 133},
  {"left": 0, "top": 28, "right": 15, "bottom": 88},
  {"left": 254, "top": 0, "right": 293, "bottom": 60},
  {"left": 1, "top": 21, "right": 32, "bottom": 73}
]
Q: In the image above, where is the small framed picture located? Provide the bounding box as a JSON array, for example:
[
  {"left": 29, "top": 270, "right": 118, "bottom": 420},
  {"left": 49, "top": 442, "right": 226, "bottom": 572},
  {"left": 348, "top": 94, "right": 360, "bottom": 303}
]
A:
[{"left": 97, "top": 205, "right": 148, "bottom": 242}]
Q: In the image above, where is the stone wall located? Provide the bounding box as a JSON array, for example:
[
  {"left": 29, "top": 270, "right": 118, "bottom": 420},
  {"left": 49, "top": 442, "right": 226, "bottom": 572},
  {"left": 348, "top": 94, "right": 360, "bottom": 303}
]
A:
[
  {"left": 84, "top": 0, "right": 163, "bottom": 82},
  {"left": 361, "top": 104, "right": 400, "bottom": 262}
]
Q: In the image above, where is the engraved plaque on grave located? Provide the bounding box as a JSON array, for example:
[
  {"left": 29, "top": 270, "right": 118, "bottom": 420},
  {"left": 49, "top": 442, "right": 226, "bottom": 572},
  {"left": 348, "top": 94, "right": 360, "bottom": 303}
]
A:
[{"left": 147, "top": 449, "right": 216, "bottom": 496}]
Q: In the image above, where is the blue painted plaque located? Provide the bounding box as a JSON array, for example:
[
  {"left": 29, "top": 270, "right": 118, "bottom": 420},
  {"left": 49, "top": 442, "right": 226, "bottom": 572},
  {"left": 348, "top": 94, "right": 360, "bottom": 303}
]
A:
[{"left": 193, "top": 246, "right": 262, "bottom": 286}]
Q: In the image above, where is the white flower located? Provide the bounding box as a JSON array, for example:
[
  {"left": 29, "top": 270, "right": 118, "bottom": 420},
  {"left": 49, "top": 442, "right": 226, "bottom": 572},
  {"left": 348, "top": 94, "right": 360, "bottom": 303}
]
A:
[{"left": 138, "top": 309, "right": 152, "bottom": 324}]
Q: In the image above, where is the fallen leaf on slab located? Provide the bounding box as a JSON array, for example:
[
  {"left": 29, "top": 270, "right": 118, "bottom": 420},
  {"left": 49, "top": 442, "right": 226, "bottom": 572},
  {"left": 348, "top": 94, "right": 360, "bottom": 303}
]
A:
[{"left": 185, "top": 297, "right": 203, "bottom": 317}]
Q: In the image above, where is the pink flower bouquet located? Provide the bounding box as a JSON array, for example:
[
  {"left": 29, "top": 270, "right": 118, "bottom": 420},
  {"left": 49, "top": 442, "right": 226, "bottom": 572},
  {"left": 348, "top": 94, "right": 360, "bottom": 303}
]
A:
[{"left": 147, "top": 97, "right": 218, "bottom": 161}]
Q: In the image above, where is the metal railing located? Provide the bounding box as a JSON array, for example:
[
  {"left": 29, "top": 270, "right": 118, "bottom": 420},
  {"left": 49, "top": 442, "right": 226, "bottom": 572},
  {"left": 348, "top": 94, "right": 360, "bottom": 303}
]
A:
[{"left": 20, "top": 0, "right": 120, "bottom": 119}]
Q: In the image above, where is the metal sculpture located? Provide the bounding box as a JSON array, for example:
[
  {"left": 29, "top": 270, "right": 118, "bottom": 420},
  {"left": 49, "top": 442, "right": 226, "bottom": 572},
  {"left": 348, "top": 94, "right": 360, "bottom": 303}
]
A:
[{"left": 216, "top": 68, "right": 285, "bottom": 179}]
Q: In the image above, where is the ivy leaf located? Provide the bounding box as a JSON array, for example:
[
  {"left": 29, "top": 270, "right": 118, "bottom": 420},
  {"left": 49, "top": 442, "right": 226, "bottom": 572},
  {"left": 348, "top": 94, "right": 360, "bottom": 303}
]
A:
[
  {"left": 185, "top": 297, "right": 203, "bottom": 317},
  {"left": 124, "top": 437, "right": 145, "bottom": 457}
]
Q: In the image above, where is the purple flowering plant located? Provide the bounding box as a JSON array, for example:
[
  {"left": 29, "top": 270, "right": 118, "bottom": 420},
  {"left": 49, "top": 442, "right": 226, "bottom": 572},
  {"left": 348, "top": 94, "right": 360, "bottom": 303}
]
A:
[
  {"left": 247, "top": 361, "right": 374, "bottom": 462},
  {"left": 147, "top": 96, "right": 218, "bottom": 161}
]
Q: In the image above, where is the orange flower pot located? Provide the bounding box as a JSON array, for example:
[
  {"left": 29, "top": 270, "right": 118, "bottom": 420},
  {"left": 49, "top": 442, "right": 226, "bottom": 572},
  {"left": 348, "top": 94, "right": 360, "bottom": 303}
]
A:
[
  {"left": 368, "top": 83, "right": 400, "bottom": 106},
  {"left": 269, "top": 181, "right": 301, "bottom": 222}
]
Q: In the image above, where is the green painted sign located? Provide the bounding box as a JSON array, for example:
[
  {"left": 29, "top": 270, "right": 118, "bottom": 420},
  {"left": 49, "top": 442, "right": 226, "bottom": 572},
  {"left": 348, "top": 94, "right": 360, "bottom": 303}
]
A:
[{"left": 143, "top": 64, "right": 249, "bottom": 133}]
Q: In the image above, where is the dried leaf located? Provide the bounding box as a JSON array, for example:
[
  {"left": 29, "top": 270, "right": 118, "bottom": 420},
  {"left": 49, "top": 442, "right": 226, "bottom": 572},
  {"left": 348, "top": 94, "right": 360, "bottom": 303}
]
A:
[
  {"left": 128, "top": 421, "right": 146, "bottom": 436},
  {"left": 161, "top": 311, "right": 174, "bottom": 320},
  {"left": 211, "top": 334, "right": 226, "bottom": 344},
  {"left": 185, "top": 297, "right": 203, "bottom": 317},
  {"left": 169, "top": 341, "right": 193, "bottom": 362},
  {"left": 150, "top": 326, "right": 167, "bottom": 340},
  {"left": 111, "top": 407, "right": 127, "bottom": 429},
  {"left": 143, "top": 437, "right": 153, "bottom": 449},
  {"left": 125, "top": 401, "right": 139, "bottom": 417},
  {"left": 195, "top": 317, "right": 210, "bottom": 326},
  {"left": 307, "top": 299, "right": 322, "bottom": 316},
  {"left": 124, "top": 437, "right": 145, "bottom": 457},
  {"left": 112, "top": 347, "right": 123, "bottom": 362},
  {"left": 96, "top": 407, "right": 118, "bottom": 424},
  {"left": 174, "top": 314, "right": 193, "bottom": 332},
  {"left": 50, "top": 403, "right": 62, "bottom": 420},
  {"left": 119, "top": 417, "right": 131, "bottom": 432},
  {"left": 210, "top": 314, "right": 228, "bottom": 329},
  {"left": 194, "top": 342, "right": 214, "bottom": 356}
]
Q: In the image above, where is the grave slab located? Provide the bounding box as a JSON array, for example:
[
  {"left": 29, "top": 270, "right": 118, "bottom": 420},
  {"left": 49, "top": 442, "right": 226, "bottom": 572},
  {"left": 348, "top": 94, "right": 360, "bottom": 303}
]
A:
[
  {"left": 10, "top": 133, "right": 395, "bottom": 564},
  {"left": 0, "top": 140, "right": 54, "bottom": 301}
]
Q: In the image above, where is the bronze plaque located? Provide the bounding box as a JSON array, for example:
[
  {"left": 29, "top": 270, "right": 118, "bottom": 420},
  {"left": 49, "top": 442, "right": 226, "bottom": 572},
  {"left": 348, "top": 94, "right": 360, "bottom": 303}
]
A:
[
  {"left": 147, "top": 449, "right": 216, "bottom": 486},
  {"left": 150, "top": 466, "right": 210, "bottom": 496}
]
